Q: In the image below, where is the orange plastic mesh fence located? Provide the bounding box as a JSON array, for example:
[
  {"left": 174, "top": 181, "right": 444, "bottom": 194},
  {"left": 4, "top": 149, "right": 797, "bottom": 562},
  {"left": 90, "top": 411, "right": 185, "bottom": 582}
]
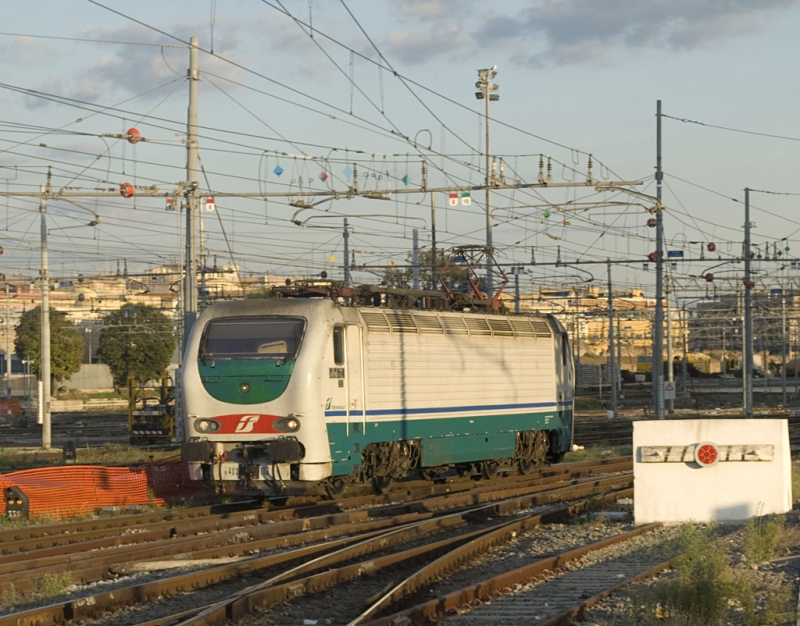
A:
[
  {"left": 0, "top": 457, "right": 212, "bottom": 520},
  {"left": 0, "top": 398, "right": 22, "bottom": 416}
]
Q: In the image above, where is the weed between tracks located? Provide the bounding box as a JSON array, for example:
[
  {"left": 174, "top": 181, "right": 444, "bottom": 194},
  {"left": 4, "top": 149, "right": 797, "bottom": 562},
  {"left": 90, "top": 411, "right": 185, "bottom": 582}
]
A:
[
  {"left": 0, "top": 572, "right": 73, "bottom": 609},
  {"left": 593, "top": 519, "right": 800, "bottom": 626}
]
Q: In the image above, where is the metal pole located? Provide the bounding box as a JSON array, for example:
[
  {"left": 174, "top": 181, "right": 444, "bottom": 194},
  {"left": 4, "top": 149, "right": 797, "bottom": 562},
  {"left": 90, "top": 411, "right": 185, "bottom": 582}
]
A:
[
  {"left": 575, "top": 308, "right": 581, "bottom": 386},
  {"left": 39, "top": 184, "right": 50, "bottom": 449},
  {"left": 412, "top": 229, "right": 419, "bottom": 290},
  {"left": 607, "top": 260, "right": 617, "bottom": 417},
  {"left": 430, "top": 193, "right": 436, "bottom": 289},
  {"left": 182, "top": 36, "right": 199, "bottom": 352},
  {"left": 199, "top": 195, "right": 206, "bottom": 310},
  {"left": 654, "top": 100, "right": 665, "bottom": 419},
  {"left": 682, "top": 306, "right": 689, "bottom": 392},
  {"left": 343, "top": 218, "right": 350, "bottom": 286},
  {"left": 744, "top": 188, "right": 754, "bottom": 417},
  {"left": 722, "top": 329, "right": 727, "bottom": 376},
  {"left": 514, "top": 271, "right": 520, "bottom": 314},
  {"left": 789, "top": 310, "right": 800, "bottom": 398},
  {"left": 782, "top": 269, "right": 787, "bottom": 405},
  {"left": 5, "top": 283, "right": 10, "bottom": 398},
  {"left": 484, "top": 85, "right": 493, "bottom": 299},
  {"left": 617, "top": 311, "right": 622, "bottom": 392},
  {"left": 666, "top": 263, "right": 674, "bottom": 413}
]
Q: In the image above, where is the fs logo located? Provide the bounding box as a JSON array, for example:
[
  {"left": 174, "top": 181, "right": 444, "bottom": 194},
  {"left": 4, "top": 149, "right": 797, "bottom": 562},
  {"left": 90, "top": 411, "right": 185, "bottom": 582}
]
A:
[{"left": 235, "top": 415, "right": 261, "bottom": 433}]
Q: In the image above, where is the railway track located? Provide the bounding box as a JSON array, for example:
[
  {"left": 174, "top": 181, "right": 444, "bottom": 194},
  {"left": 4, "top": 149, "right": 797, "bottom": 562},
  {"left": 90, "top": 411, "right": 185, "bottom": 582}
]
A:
[{"left": 0, "top": 458, "right": 633, "bottom": 626}]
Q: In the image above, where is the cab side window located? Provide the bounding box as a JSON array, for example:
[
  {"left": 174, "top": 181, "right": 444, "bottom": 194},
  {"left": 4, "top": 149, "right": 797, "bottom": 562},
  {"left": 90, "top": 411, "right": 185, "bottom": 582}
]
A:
[{"left": 333, "top": 326, "right": 344, "bottom": 365}]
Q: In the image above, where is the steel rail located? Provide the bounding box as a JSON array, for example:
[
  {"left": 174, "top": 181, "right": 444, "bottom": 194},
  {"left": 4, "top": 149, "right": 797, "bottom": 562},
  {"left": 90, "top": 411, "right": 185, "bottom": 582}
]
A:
[
  {"left": 0, "top": 469, "right": 632, "bottom": 625},
  {"left": 135, "top": 480, "right": 633, "bottom": 626},
  {"left": 537, "top": 558, "right": 676, "bottom": 626},
  {"left": 0, "top": 509, "right": 437, "bottom": 595},
  {"left": 0, "top": 499, "right": 519, "bottom": 626},
  {"left": 359, "top": 522, "right": 660, "bottom": 626},
  {"left": 347, "top": 492, "right": 627, "bottom": 626}
]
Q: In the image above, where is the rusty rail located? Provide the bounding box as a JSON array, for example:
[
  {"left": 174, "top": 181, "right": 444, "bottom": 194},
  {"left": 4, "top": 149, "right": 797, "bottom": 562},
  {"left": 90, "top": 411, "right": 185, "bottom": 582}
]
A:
[{"left": 359, "top": 522, "right": 659, "bottom": 626}]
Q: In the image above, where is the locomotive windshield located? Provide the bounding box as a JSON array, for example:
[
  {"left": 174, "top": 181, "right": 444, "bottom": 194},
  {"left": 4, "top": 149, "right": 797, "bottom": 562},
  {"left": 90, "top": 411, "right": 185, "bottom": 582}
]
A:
[{"left": 201, "top": 317, "right": 305, "bottom": 360}]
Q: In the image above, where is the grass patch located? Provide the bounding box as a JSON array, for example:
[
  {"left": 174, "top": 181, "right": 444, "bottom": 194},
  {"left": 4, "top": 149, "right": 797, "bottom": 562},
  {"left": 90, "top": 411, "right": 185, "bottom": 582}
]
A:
[
  {"left": 76, "top": 443, "right": 177, "bottom": 465},
  {"left": 0, "top": 572, "right": 74, "bottom": 609},
  {"left": 742, "top": 514, "right": 784, "bottom": 564},
  {"left": 564, "top": 444, "right": 632, "bottom": 462},
  {"left": 611, "top": 524, "right": 792, "bottom": 626},
  {"left": 86, "top": 390, "right": 127, "bottom": 400},
  {"left": 792, "top": 465, "right": 800, "bottom": 505}
]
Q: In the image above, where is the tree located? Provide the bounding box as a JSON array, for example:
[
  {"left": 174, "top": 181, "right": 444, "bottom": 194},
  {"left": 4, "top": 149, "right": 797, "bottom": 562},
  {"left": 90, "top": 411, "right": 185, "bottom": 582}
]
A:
[
  {"left": 97, "top": 304, "right": 177, "bottom": 388},
  {"left": 383, "top": 250, "right": 473, "bottom": 292},
  {"left": 14, "top": 307, "right": 83, "bottom": 388}
]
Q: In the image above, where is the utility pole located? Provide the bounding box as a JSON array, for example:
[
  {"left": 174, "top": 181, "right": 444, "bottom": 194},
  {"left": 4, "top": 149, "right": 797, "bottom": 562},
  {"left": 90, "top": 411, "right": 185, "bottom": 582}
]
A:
[
  {"left": 782, "top": 266, "right": 787, "bottom": 406},
  {"left": 744, "top": 188, "right": 754, "bottom": 417},
  {"left": 475, "top": 67, "right": 499, "bottom": 298},
  {"left": 343, "top": 218, "right": 350, "bottom": 286},
  {"left": 513, "top": 268, "right": 521, "bottom": 314},
  {"left": 40, "top": 182, "right": 51, "bottom": 450},
  {"left": 430, "top": 193, "right": 437, "bottom": 289},
  {"left": 607, "top": 260, "right": 617, "bottom": 418},
  {"left": 412, "top": 229, "right": 419, "bottom": 290},
  {"left": 5, "top": 283, "right": 10, "bottom": 399},
  {"left": 654, "top": 100, "right": 665, "bottom": 419},
  {"left": 666, "top": 263, "right": 674, "bottom": 413},
  {"left": 183, "top": 36, "right": 200, "bottom": 352}
]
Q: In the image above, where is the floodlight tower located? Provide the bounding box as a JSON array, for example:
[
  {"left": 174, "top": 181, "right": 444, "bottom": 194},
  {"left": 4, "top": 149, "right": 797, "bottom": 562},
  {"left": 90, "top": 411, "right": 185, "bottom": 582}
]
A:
[{"left": 475, "top": 66, "right": 499, "bottom": 300}]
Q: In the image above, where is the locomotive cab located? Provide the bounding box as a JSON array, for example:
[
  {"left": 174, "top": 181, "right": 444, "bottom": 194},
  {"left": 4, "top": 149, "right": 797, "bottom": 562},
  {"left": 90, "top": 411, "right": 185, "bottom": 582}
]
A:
[{"left": 181, "top": 300, "right": 336, "bottom": 496}]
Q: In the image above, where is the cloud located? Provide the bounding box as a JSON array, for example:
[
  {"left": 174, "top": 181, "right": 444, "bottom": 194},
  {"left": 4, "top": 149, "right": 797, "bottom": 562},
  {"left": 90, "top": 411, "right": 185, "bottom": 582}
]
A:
[
  {"left": 22, "top": 19, "right": 250, "bottom": 110},
  {"left": 383, "top": 24, "right": 473, "bottom": 65},
  {"left": 396, "top": 0, "right": 477, "bottom": 19},
  {"left": 507, "top": 0, "right": 799, "bottom": 65},
  {"left": 380, "top": 0, "right": 798, "bottom": 67}
]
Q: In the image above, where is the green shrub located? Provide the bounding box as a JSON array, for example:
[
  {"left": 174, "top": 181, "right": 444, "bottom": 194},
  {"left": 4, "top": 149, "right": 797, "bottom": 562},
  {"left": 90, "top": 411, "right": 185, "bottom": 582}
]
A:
[
  {"left": 32, "top": 572, "right": 73, "bottom": 599},
  {"left": 653, "top": 524, "right": 736, "bottom": 624},
  {"left": 743, "top": 515, "right": 784, "bottom": 564}
]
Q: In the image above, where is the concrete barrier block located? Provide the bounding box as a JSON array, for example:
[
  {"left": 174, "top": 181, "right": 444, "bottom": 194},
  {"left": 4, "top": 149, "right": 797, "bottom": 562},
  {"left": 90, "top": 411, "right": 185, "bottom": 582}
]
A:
[{"left": 633, "top": 418, "right": 791, "bottom": 523}]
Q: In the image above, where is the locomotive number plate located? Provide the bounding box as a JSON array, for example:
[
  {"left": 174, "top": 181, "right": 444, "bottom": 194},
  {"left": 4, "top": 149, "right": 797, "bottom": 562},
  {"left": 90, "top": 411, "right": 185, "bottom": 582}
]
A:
[
  {"left": 329, "top": 368, "right": 345, "bottom": 379},
  {"left": 220, "top": 462, "right": 241, "bottom": 480}
]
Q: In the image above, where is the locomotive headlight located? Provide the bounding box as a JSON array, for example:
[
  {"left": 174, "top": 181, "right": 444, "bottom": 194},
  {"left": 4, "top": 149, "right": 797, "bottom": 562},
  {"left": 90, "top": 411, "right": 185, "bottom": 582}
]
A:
[
  {"left": 239, "top": 382, "right": 250, "bottom": 394},
  {"left": 195, "top": 419, "right": 220, "bottom": 433},
  {"left": 273, "top": 416, "right": 300, "bottom": 432}
]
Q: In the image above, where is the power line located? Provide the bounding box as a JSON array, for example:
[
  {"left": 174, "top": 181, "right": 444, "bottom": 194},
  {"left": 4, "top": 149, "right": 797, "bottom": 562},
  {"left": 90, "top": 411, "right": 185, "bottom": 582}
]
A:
[{"left": 662, "top": 113, "right": 800, "bottom": 143}]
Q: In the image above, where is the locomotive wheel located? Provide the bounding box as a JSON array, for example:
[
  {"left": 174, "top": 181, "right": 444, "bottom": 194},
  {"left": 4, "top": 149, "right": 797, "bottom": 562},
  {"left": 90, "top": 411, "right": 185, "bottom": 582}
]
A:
[
  {"left": 480, "top": 460, "right": 499, "bottom": 480},
  {"left": 517, "top": 459, "right": 538, "bottom": 476},
  {"left": 324, "top": 478, "right": 346, "bottom": 500},
  {"left": 371, "top": 476, "right": 393, "bottom": 494}
]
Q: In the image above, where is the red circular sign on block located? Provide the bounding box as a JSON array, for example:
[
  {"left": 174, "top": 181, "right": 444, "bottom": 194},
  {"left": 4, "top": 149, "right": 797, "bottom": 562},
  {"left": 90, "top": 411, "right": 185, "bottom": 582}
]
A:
[{"left": 695, "top": 442, "right": 719, "bottom": 467}]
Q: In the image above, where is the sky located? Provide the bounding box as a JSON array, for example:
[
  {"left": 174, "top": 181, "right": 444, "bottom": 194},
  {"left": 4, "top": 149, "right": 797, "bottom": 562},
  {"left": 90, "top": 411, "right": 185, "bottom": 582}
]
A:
[{"left": 2, "top": 0, "right": 800, "bottom": 304}]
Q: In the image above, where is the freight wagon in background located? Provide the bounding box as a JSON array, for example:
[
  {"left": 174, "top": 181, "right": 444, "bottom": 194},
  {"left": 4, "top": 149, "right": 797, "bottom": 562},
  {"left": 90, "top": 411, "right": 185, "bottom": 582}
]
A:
[{"left": 180, "top": 282, "right": 574, "bottom": 499}]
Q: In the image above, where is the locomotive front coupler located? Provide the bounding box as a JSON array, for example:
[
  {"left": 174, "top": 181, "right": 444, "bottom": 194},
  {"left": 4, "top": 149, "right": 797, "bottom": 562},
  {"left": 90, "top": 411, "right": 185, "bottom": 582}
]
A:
[{"left": 241, "top": 437, "right": 304, "bottom": 463}]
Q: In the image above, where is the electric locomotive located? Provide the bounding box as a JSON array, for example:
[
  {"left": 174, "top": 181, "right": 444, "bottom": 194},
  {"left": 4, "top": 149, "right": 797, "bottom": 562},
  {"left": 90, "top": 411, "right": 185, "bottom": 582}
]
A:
[{"left": 180, "top": 282, "right": 574, "bottom": 498}]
